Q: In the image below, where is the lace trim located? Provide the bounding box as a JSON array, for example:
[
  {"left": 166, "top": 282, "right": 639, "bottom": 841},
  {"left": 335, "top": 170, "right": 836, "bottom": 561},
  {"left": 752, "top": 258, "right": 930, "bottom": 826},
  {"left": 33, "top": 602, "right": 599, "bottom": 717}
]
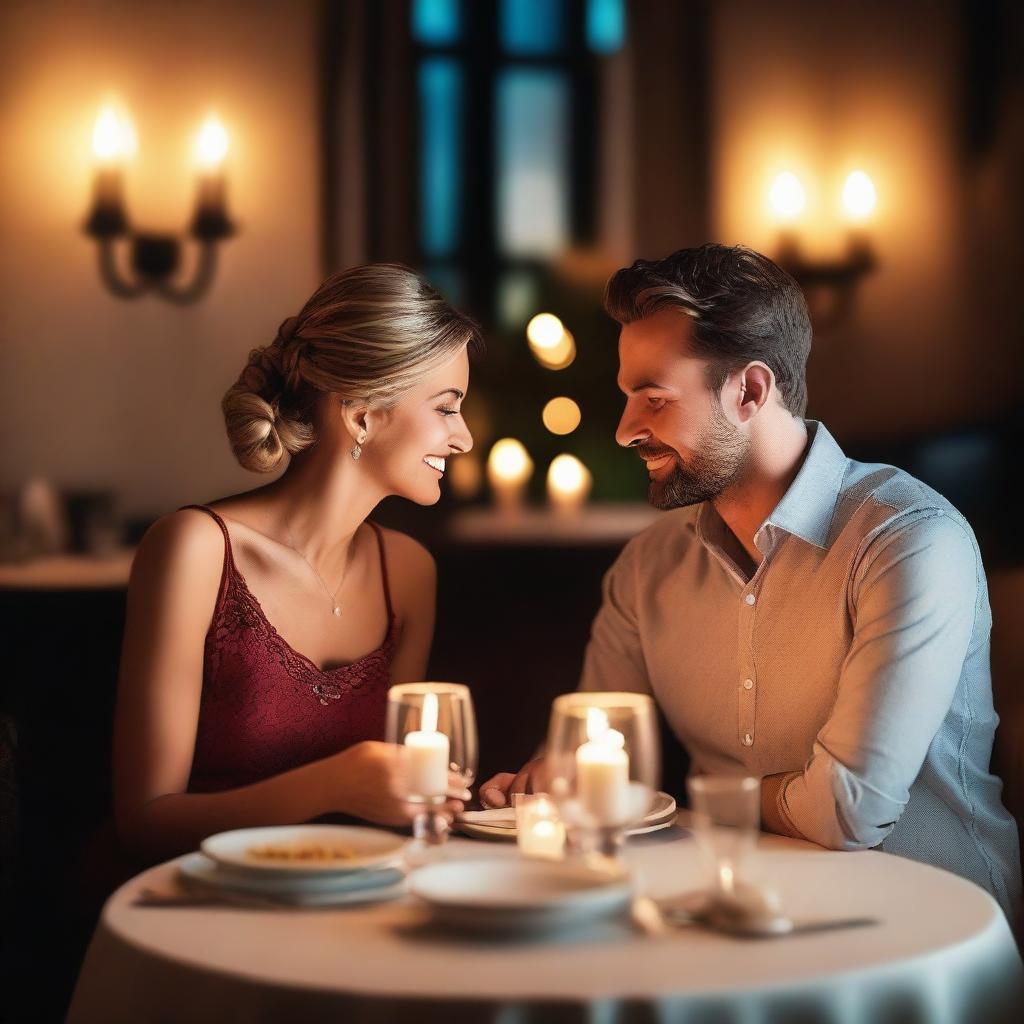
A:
[{"left": 209, "top": 561, "right": 396, "bottom": 708}]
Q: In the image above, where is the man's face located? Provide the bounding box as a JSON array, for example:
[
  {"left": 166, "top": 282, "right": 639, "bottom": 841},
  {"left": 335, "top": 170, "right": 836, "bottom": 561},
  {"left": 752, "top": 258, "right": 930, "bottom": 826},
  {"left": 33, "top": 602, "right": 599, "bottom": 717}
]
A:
[{"left": 615, "top": 308, "right": 749, "bottom": 510}]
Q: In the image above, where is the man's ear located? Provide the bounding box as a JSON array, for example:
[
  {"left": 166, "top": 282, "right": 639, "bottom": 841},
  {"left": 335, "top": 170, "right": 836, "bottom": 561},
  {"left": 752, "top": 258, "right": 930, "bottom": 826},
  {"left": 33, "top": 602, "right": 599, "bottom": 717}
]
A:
[{"left": 737, "top": 362, "right": 775, "bottom": 417}]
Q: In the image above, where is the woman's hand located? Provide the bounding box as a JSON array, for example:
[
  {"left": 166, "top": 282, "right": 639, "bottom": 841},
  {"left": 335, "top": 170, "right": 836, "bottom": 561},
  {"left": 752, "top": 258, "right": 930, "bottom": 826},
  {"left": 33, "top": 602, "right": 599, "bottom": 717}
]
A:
[{"left": 326, "top": 741, "right": 464, "bottom": 826}]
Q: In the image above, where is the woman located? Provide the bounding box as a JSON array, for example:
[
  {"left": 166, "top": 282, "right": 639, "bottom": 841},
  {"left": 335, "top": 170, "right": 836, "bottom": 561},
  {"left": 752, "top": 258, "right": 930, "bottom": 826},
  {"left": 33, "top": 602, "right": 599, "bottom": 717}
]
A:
[{"left": 112, "top": 264, "right": 479, "bottom": 862}]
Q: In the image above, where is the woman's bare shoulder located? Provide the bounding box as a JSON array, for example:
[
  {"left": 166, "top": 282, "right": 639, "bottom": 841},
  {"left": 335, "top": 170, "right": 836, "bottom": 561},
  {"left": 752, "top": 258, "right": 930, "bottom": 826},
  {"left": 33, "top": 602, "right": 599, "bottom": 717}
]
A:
[{"left": 131, "top": 507, "right": 226, "bottom": 586}]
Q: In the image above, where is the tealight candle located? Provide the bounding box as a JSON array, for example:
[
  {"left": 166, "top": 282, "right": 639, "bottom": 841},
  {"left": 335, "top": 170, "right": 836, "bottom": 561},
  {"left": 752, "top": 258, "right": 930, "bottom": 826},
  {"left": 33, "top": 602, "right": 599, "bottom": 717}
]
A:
[
  {"left": 404, "top": 692, "right": 449, "bottom": 799},
  {"left": 515, "top": 795, "right": 566, "bottom": 861},
  {"left": 576, "top": 708, "right": 630, "bottom": 825}
]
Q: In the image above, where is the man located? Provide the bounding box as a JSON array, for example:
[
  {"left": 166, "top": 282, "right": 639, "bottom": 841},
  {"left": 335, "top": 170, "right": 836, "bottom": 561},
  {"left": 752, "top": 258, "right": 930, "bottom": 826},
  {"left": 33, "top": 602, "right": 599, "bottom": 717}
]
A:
[{"left": 482, "top": 243, "right": 1021, "bottom": 922}]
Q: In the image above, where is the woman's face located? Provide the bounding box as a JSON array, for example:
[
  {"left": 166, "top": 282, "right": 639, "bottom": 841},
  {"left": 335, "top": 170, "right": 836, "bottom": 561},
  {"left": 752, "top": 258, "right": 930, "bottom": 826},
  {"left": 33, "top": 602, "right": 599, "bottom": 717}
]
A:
[{"left": 364, "top": 346, "right": 474, "bottom": 505}]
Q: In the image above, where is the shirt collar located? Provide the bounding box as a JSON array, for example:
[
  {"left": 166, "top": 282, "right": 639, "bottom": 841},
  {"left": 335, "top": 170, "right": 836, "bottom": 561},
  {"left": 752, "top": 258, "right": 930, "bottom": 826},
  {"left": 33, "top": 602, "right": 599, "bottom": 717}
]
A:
[
  {"left": 760, "top": 419, "right": 848, "bottom": 549},
  {"left": 694, "top": 419, "right": 848, "bottom": 555}
]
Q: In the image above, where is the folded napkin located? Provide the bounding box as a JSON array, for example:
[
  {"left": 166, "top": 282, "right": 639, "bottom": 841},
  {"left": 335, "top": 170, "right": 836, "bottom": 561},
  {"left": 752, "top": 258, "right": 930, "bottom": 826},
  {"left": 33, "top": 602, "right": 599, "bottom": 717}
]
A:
[{"left": 458, "top": 808, "right": 516, "bottom": 827}]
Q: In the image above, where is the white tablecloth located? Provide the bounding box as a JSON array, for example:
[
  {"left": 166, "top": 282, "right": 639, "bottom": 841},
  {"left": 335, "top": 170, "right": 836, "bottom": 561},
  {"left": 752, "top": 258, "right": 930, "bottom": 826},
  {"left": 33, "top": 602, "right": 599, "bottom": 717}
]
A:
[{"left": 69, "top": 827, "right": 1023, "bottom": 1023}]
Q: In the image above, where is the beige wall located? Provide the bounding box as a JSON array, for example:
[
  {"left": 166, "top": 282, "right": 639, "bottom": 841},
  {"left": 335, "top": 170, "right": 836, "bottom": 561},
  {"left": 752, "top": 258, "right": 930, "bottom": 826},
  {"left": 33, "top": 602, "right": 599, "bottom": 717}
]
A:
[
  {"left": 0, "top": 0, "right": 321, "bottom": 519},
  {"left": 708, "top": 0, "right": 1015, "bottom": 440}
]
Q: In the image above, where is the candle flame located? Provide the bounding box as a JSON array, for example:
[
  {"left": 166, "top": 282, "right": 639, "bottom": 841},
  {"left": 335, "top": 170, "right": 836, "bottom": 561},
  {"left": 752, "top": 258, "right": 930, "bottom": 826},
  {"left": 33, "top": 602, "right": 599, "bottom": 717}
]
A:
[
  {"left": 195, "top": 115, "right": 229, "bottom": 168},
  {"left": 842, "top": 170, "right": 876, "bottom": 221},
  {"left": 585, "top": 707, "right": 609, "bottom": 741},
  {"left": 421, "top": 691, "right": 438, "bottom": 734},
  {"left": 768, "top": 171, "right": 806, "bottom": 222},
  {"left": 92, "top": 106, "right": 135, "bottom": 163}
]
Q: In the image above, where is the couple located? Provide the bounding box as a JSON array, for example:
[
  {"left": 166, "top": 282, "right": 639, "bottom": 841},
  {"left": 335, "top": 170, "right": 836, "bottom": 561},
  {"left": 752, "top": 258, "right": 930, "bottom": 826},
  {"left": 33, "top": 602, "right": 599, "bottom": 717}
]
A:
[{"left": 113, "top": 246, "right": 1021, "bottom": 923}]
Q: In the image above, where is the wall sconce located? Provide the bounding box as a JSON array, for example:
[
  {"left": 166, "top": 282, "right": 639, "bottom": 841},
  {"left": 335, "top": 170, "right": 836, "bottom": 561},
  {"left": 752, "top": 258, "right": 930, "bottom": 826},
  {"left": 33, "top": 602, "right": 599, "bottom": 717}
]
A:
[
  {"left": 83, "top": 105, "right": 236, "bottom": 304},
  {"left": 770, "top": 170, "right": 878, "bottom": 328}
]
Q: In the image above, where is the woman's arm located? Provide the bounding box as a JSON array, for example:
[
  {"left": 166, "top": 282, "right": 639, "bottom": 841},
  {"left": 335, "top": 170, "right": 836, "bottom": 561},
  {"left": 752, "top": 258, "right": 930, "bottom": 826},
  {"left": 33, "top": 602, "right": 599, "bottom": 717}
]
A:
[{"left": 112, "top": 511, "right": 416, "bottom": 864}]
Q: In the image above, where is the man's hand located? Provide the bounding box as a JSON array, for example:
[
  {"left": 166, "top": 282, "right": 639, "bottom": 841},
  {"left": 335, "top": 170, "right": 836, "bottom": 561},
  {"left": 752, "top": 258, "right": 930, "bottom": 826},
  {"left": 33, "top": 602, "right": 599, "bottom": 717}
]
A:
[{"left": 478, "top": 757, "right": 546, "bottom": 808}]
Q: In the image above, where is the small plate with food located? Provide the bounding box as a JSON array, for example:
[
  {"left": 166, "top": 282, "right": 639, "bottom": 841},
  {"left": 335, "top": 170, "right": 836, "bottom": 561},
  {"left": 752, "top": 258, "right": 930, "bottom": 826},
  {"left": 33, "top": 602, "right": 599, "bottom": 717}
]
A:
[{"left": 200, "top": 825, "right": 407, "bottom": 876}]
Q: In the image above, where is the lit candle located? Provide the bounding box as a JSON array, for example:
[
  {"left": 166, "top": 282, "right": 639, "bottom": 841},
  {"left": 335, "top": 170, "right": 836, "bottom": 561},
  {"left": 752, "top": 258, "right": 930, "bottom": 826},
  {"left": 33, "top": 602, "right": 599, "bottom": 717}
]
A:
[
  {"left": 547, "top": 454, "right": 592, "bottom": 519},
  {"left": 191, "top": 115, "right": 233, "bottom": 239},
  {"left": 516, "top": 797, "right": 567, "bottom": 861},
  {"left": 86, "top": 105, "right": 133, "bottom": 235},
  {"left": 768, "top": 171, "right": 806, "bottom": 262},
  {"left": 404, "top": 691, "right": 450, "bottom": 799},
  {"left": 576, "top": 708, "right": 630, "bottom": 825},
  {"left": 487, "top": 438, "right": 533, "bottom": 514}
]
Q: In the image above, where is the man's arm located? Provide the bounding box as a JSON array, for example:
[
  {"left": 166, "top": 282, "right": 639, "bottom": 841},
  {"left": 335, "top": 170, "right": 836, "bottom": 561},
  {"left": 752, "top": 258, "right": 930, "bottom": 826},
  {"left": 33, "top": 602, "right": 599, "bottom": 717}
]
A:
[{"left": 771, "top": 510, "right": 980, "bottom": 849}]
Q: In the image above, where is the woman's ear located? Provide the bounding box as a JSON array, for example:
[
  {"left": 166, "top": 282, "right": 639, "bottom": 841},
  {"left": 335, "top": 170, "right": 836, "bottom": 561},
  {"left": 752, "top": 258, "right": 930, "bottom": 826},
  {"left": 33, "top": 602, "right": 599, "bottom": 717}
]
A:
[{"left": 339, "top": 399, "right": 370, "bottom": 444}]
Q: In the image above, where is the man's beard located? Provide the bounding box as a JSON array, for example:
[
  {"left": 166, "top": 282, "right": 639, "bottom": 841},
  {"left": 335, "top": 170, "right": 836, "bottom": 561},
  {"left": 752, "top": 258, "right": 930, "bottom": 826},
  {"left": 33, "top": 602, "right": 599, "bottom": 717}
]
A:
[{"left": 642, "top": 409, "right": 749, "bottom": 511}]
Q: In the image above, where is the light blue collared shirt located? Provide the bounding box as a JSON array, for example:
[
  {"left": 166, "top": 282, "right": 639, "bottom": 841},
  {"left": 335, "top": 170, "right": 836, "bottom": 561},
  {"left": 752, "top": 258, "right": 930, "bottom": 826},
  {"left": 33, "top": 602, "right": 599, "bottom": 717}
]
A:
[{"left": 581, "top": 420, "right": 1021, "bottom": 921}]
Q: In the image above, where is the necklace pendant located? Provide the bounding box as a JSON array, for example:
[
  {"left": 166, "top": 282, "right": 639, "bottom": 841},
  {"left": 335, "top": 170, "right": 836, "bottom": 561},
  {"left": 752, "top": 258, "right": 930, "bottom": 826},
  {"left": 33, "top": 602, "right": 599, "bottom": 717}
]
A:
[{"left": 332, "top": 606, "right": 342, "bottom": 617}]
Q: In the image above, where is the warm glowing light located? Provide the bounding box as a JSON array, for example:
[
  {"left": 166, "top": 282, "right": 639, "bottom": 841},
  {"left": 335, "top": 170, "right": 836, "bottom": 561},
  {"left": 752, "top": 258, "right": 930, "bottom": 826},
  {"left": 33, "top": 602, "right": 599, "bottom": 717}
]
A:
[
  {"left": 586, "top": 707, "right": 609, "bottom": 742},
  {"left": 421, "top": 691, "right": 438, "bottom": 733},
  {"left": 526, "top": 313, "right": 565, "bottom": 350},
  {"left": 487, "top": 438, "right": 533, "bottom": 485},
  {"left": 542, "top": 397, "right": 581, "bottom": 435},
  {"left": 92, "top": 106, "right": 135, "bottom": 163},
  {"left": 548, "top": 453, "right": 591, "bottom": 502},
  {"left": 532, "top": 330, "right": 577, "bottom": 370},
  {"left": 447, "top": 453, "right": 482, "bottom": 499},
  {"left": 842, "top": 170, "right": 876, "bottom": 221},
  {"left": 487, "top": 438, "right": 533, "bottom": 512},
  {"left": 195, "top": 116, "right": 229, "bottom": 168},
  {"left": 768, "top": 172, "right": 806, "bottom": 221}
]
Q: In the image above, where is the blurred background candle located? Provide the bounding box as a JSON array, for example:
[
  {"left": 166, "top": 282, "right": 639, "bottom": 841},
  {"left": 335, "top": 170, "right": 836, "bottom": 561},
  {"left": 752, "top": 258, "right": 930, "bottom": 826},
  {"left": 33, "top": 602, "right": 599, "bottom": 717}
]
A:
[
  {"left": 576, "top": 708, "right": 630, "bottom": 825},
  {"left": 547, "top": 453, "right": 592, "bottom": 519},
  {"left": 404, "top": 691, "right": 449, "bottom": 798},
  {"left": 515, "top": 795, "right": 566, "bottom": 861},
  {"left": 487, "top": 437, "right": 533, "bottom": 513}
]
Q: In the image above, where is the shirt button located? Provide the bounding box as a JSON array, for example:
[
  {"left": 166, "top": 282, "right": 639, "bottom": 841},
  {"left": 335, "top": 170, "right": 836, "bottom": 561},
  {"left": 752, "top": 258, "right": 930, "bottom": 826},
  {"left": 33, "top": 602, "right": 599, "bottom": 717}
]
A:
[
  {"left": 745, "top": 594, "right": 756, "bottom": 605},
  {"left": 742, "top": 733, "right": 753, "bottom": 746},
  {"left": 743, "top": 678, "right": 754, "bottom": 690}
]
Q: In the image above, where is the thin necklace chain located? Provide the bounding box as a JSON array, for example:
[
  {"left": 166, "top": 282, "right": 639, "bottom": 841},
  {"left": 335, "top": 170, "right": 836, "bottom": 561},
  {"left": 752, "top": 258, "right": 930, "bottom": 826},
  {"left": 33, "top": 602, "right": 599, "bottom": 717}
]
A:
[{"left": 285, "top": 522, "right": 354, "bottom": 617}]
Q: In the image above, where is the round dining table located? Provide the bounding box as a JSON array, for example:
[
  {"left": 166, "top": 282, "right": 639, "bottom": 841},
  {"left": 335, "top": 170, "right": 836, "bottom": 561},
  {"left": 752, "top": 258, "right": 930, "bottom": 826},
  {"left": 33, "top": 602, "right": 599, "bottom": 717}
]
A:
[{"left": 68, "top": 825, "right": 1023, "bottom": 1023}]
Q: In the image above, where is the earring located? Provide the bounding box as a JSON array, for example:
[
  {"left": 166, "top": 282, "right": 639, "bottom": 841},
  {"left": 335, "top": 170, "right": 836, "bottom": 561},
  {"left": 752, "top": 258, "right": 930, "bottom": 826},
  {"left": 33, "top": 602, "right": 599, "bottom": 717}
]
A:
[{"left": 351, "top": 429, "right": 367, "bottom": 461}]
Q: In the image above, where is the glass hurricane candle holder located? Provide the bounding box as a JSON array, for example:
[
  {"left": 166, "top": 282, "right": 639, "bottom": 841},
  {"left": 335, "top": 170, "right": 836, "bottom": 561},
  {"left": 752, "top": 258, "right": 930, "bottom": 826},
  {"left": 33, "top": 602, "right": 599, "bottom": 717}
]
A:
[
  {"left": 386, "top": 683, "right": 477, "bottom": 849},
  {"left": 687, "top": 775, "right": 760, "bottom": 897},
  {"left": 513, "top": 793, "right": 566, "bottom": 861},
  {"left": 544, "top": 692, "right": 659, "bottom": 863}
]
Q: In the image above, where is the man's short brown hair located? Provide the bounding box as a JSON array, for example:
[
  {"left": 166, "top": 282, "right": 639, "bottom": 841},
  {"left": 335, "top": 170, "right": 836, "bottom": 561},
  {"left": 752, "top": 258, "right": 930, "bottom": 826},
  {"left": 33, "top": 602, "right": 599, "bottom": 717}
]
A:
[{"left": 604, "top": 243, "right": 812, "bottom": 417}]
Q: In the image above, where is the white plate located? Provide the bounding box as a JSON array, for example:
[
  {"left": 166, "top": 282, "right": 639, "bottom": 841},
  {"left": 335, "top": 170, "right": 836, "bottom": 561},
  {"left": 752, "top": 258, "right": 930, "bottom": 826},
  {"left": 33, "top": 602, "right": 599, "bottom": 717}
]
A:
[
  {"left": 177, "top": 853, "right": 408, "bottom": 907},
  {"left": 458, "top": 791, "right": 677, "bottom": 840},
  {"left": 410, "top": 858, "right": 632, "bottom": 933},
  {"left": 200, "top": 825, "right": 407, "bottom": 877}
]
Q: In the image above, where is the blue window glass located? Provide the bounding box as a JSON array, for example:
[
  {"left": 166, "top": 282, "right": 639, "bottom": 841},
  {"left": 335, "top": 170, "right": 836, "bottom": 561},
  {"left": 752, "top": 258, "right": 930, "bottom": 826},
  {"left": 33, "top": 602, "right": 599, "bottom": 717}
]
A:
[
  {"left": 412, "top": 0, "right": 461, "bottom": 46},
  {"left": 500, "top": 0, "right": 566, "bottom": 55},
  {"left": 418, "top": 58, "right": 463, "bottom": 257},
  {"left": 586, "top": 0, "right": 625, "bottom": 54},
  {"left": 495, "top": 69, "right": 570, "bottom": 256}
]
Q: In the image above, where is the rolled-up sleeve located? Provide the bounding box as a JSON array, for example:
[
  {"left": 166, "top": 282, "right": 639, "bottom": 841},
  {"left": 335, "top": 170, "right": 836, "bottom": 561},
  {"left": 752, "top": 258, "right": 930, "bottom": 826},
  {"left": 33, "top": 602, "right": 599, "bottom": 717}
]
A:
[
  {"left": 579, "top": 539, "right": 653, "bottom": 696},
  {"left": 780, "top": 510, "right": 980, "bottom": 850}
]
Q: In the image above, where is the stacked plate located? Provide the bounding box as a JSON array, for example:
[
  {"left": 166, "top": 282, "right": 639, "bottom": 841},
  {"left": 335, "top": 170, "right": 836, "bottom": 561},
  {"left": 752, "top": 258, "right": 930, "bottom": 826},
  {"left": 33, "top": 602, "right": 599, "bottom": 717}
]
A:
[
  {"left": 457, "top": 790, "right": 678, "bottom": 841},
  {"left": 411, "top": 858, "right": 633, "bottom": 934},
  {"left": 176, "top": 825, "right": 409, "bottom": 907}
]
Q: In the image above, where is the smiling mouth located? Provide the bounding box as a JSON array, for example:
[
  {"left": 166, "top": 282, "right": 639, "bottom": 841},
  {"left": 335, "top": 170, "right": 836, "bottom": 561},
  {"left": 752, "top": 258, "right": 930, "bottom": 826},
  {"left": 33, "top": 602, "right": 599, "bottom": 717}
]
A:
[
  {"left": 643, "top": 454, "right": 675, "bottom": 473},
  {"left": 423, "top": 456, "right": 447, "bottom": 474}
]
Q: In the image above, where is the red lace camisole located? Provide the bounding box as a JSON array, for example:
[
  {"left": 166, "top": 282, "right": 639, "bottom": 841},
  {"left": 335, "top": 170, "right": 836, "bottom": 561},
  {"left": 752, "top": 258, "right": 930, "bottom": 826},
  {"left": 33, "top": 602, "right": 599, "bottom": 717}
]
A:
[{"left": 182, "top": 505, "right": 397, "bottom": 793}]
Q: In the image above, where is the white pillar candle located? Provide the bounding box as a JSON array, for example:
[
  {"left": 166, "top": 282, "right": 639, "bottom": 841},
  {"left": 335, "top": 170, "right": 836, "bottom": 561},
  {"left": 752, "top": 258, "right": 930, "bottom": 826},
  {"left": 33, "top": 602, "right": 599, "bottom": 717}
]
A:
[
  {"left": 576, "top": 708, "right": 630, "bottom": 825},
  {"left": 405, "top": 692, "right": 449, "bottom": 798}
]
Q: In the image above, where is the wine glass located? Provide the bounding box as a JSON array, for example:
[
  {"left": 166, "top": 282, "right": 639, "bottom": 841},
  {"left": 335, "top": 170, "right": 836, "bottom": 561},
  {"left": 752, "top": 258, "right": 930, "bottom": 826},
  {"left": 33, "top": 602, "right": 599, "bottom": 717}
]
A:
[
  {"left": 544, "top": 691, "right": 659, "bottom": 864},
  {"left": 385, "top": 682, "right": 477, "bottom": 848}
]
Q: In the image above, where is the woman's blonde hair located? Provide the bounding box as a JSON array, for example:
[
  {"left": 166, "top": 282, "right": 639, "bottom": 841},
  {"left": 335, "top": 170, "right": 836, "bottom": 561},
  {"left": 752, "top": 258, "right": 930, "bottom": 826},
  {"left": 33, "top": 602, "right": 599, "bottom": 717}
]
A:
[{"left": 223, "top": 263, "right": 482, "bottom": 473}]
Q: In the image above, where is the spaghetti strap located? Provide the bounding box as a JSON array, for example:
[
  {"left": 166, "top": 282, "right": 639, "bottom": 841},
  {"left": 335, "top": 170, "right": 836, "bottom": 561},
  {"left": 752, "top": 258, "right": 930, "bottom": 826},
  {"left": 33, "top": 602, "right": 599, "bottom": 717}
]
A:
[
  {"left": 178, "top": 504, "right": 234, "bottom": 604},
  {"left": 368, "top": 522, "right": 395, "bottom": 620}
]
